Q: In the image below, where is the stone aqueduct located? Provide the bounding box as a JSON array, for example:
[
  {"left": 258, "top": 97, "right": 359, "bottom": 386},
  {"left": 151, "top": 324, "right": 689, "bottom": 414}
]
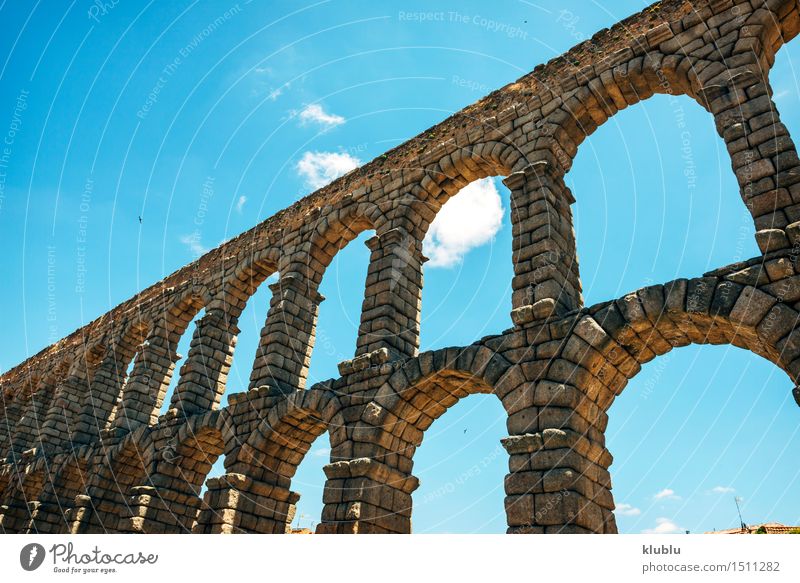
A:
[{"left": 2, "top": 0, "right": 800, "bottom": 534}]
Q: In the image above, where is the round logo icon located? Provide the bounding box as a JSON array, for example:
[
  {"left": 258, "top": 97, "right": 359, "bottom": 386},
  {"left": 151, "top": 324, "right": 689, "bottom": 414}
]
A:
[{"left": 20, "top": 543, "right": 46, "bottom": 571}]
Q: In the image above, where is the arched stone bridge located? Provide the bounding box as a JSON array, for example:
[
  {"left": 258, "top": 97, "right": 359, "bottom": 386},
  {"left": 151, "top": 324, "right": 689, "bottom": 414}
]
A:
[{"left": 2, "top": 0, "right": 800, "bottom": 534}]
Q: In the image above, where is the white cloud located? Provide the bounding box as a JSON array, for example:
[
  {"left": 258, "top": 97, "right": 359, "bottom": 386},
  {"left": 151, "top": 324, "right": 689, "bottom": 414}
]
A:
[
  {"left": 236, "top": 195, "right": 247, "bottom": 213},
  {"left": 423, "top": 178, "right": 504, "bottom": 268},
  {"left": 654, "top": 488, "right": 680, "bottom": 501},
  {"left": 642, "top": 517, "right": 684, "bottom": 534},
  {"left": 312, "top": 447, "right": 331, "bottom": 458},
  {"left": 180, "top": 232, "right": 207, "bottom": 257},
  {"left": 296, "top": 103, "right": 345, "bottom": 128},
  {"left": 296, "top": 151, "right": 360, "bottom": 189},
  {"left": 616, "top": 503, "right": 641, "bottom": 517},
  {"left": 711, "top": 486, "right": 735, "bottom": 494}
]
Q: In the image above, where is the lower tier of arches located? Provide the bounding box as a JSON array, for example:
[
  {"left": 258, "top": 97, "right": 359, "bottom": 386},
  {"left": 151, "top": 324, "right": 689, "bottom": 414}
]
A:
[{"left": 2, "top": 258, "right": 799, "bottom": 534}]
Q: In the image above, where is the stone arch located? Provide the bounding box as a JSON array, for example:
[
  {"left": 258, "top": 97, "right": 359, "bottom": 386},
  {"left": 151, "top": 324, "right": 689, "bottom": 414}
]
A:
[
  {"left": 415, "top": 137, "right": 582, "bottom": 320},
  {"left": 577, "top": 277, "right": 800, "bottom": 414},
  {"left": 8, "top": 361, "right": 69, "bottom": 455},
  {"left": 0, "top": 467, "right": 45, "bottom": 533},
  {"left": 288, "top": 200, "right": 385, "bottom": 285},
  {"left": 751, "top": 2, "right": 800, "bottom": 71},
  {"left": 409, "top": 140, "right": 522, "bottom": 236},
  {"left": 213, "top": 247, "right": 280, "bottom": 312},
  {"left": 170, "top": 417, "right": 227, "bottom": 496},
  {"left": 75, "top": 431, "right": 153, "bottom": 533},
  {"left": 39, "top": 341, "right": 106, "bottom": 449},
  {"left": 78, "top": 318, "right": 152, "bottom": 441},
  {"left": 154, "top": 285, "right": 240, "bottom": 420},
  {"left": 41, "top": 356, "right": 73, "bottom": 389},
  {"left": 373, "top": 347, "right": 517, "bottom": 458},
  {"left": 338, "top": 346, "right": 520, "bottom": 533},
  {"left": 247, "top": 202, "right": 384, "bottom": 392},
  {"left": 352, "top": 141, "right": 522, "bottom": 246},
  {"left": 111, "top": 288, "right": 211, "bottom": 429},
  {"left": 235, "top": 388, "right": 346, "bottom": 476},
  {"left": 161, "top": 285, "right": 213, "bottom": 339},
  {"left": 202, "top": 247, "right": 280, "bottom": 397},
  {"left": 154, "top": 285, "right": 212, "bottom": 382},
  {"left": 82, "top": 340, "right": 108, "bottom": 373},
  {"left": 346, "top": 151, "right": 520, "bottom": 361},
  {"left": 123, "top": 415, "right": 228, "bottom": 533},
  {"left": 33, "top": 454, "right": 90, "bottom": 533},
  {"left": 530, "top": 52, "right": 703, "bottom": 177},
  {"left": 553, "top": 273, "right": 800, "bottom": 532},
  {"left": 195, "top": 388, "right": 344, "bottom": 533}
]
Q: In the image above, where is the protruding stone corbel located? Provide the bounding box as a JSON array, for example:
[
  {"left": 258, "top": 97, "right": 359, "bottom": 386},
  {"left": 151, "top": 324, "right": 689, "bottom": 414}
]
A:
[
  {"left": 337, "top": 347, "right": 391, "bottom": 376},
  {"left": 510, "top": 297, "right": 561, "bottom": 326},
  {"left": 365, "top": 227, "right": 428, "bottom": 264},
  {"left": 323, "top": 457, "right": 419, "bottom": 495},
  {"left": 503, "top": 161, "right": 575, "bottom": 203}
]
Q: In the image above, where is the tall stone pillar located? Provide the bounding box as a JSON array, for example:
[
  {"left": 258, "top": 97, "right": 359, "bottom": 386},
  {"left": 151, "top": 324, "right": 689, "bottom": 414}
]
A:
[
  {"left": 193, "top": 473, "right": 299, "bottom": 534},
  {"left": 316, "top": 458, "right": 419, "bottom": 534},
  {"left": 0, "top": 496, "right": 33, "bottom": 533},
  {"left": 120, "top": 452, "right": 216, "bottom": 533},
  {"left": 69, "top": 470, "right": 144, "bottom": 535},
  {"left": 503, "top": 162, "right": 582, "bottom": 325},
  {"left": 0, "top": 389, "right": 23, "bottom": 459},
  {"left": 39, "top": 373, "right": 88, "bottom": 451},
  {"left": 112, "top": 335, "right": 180, "bottom": 430},
  {"left": 121, "top": 483, "right": 201, "bottom": 534},
  {"left": 25, "top": 478, "right": 74, "bottom": 533},
  {"left": 7, "top": 386, "right": 52, "bottom": 456},
  {"left": 66, "top": 494, "right": 101, "bottom": 533},
  {"left": 352, "top": 228, "right": 426, "bottom": 361},
  {"left": 706, "top": 70, "right": 800, "bottom": 252},
  {"left": 501, "top": 428, "right": 615, "bottom": 534},
  {"left": 249, "top": 273, "right": 324, "bottom": 393},
  {"left": 170, "top": 309, "right": 238, "bottom": 416},
  {"left": 73, "top": 346, "right": 135, "bottom": 442},
  {"left": 0, "top": 471, "right": 44, "bottom": 534}
]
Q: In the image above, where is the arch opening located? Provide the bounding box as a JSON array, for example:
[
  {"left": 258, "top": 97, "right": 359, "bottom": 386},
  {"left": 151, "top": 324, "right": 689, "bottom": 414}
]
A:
[
  {"left": 606, "top": 343, "right": 799, "bottom": 534},
  {"left": 159, "top": 307, "right": 205, "bottom": 417},
  {"left": 420, "top": 176, "right": 512, "bottom": 352},
  {"left": 80, "top": 444, "right": 149, "bottom": 534},
  {"left": 224, "top": 270, "right": 277, "bottom": 400},
  {"left": 411, "top": 392, "right": 508, "bottom": 533},
  {"left": 377, "top": 364, "right": 514, "bottom": 533},
  {"left": 569, "top": 93, "right": 757, "bottom": 307},
  {"left": 309, "top": 229, "right": 373, "bottom": 384},
  {"left": 196, "top": 392, "right": 339, "bottom": 534},
  {"left": 164, "top": 426, "right": 225, "bottom": 532}
]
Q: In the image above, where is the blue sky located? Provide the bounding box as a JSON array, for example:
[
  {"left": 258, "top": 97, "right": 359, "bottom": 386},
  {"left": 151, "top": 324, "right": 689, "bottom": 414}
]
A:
[{"left": 1, "top": 0, "right": 798, "bottom": 534}]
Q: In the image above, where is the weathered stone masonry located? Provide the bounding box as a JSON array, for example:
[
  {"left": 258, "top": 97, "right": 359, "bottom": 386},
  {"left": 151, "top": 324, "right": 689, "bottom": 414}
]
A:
[{"left": 2, "top": 0, "right": 800, "bottom": 534}]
